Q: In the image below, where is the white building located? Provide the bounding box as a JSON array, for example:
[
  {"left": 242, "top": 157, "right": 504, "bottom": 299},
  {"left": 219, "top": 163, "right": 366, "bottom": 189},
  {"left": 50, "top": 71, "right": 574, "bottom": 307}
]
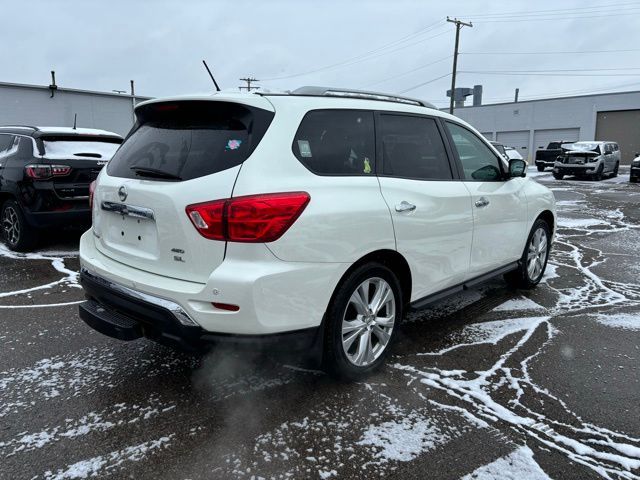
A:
[
  {"left": 0, "top": 81, "right": 151, "bottom": 137},
  {"left": 452, "top": 90, "right": 640, "bottom": 164}
]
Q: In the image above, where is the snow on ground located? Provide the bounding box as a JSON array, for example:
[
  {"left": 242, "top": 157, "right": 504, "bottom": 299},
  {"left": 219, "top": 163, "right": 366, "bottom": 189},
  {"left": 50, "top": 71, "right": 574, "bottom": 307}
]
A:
[
  {"left": 461, "top": 445, "right": 551, "bottom": 480},
  {"left": 357, "top": 412, "right": 445, "bottom": 465},
  {"left": 493, "top": 297, "right": 546, "bottom": 312},
  {"left": 592, "top": 313, "right": 640, "bottom": 331},
  {"left": 557, "top": 217, "right": 610, "bottom": 229},
  {"left": 43, "top": 435, "right": 173, "bottom": 480}
]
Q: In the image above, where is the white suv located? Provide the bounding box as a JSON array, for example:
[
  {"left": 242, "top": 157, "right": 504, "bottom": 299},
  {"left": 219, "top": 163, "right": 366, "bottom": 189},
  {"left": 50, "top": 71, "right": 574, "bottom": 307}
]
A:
[{"left": 79, "top": 87, "right": 556, "bottom": 379}]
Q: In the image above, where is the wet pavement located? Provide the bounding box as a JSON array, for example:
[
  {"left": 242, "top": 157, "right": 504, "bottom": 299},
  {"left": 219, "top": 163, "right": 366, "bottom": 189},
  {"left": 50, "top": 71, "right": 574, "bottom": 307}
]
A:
[{"left": 1, "top": 167, "right": 639, "bottom": 480}]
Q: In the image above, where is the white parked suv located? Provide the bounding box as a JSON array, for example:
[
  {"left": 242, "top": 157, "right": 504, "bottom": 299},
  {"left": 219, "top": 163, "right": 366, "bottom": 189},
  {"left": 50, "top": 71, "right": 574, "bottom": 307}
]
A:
[{"left": 79, "top": 87, "right": 556, "bottom": 379}]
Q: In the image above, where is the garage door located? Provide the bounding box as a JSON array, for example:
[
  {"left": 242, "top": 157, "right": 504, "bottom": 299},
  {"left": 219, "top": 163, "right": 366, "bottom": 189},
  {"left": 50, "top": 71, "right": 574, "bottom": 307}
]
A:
[
  {"left": 533, "top": 128, "right": 580, "bottom": 153},
  {"left": 496, "top": 130, "right": 530, "bottom": 160},
  {"left": 595, "top": 110, "right": 640, "bottom": 164},
  {"left": 481, "top": 132, "right": 493, "bottom": 140}
]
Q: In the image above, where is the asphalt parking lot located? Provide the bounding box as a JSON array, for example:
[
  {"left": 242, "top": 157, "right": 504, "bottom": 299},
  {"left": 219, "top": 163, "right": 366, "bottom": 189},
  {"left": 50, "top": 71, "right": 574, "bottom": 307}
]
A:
[{"left": 1, "top": 167, "right": 639, "bottom": 480}]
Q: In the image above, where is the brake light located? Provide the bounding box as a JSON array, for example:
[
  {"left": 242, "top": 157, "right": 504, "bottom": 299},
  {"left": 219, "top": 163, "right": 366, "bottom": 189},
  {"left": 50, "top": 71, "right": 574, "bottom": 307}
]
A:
[
  {"left": 186, "top": 192, "right": 310, "bottom": 243},
  {"left": 89, "top": 180, "right": 97, "bottom": 209},
  {"left": 25, "top": 164, "right": 72, "bottom": 180}
]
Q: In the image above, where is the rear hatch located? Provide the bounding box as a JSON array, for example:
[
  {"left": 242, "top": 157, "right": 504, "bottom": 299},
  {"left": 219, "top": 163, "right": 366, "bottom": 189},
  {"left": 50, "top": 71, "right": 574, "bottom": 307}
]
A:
[
  {"left": 92, "top": 98, "right": 275, "bottom": 283},
  {"left": 38, "top": 134, "right": 122, "bottom": 199}
]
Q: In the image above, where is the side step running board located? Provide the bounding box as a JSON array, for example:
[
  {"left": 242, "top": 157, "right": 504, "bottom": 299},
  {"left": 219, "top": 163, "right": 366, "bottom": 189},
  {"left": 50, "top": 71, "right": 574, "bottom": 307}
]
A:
[{"left": 409, "top": 262, "right": 519, "bottom": 312}]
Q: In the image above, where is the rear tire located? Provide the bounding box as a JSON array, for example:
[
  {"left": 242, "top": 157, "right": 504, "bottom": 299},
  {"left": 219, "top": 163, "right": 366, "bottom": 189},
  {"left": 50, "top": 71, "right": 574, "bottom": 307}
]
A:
[
  {"left": 631, "top": 177, "right": 639, "bottom": 183},
  {"left": 1, "top": 200, "right": 37, "bottom": 252},
  {"left": 504, "top": 219, "right": 551, "bottom": 290},
  {"left": 553, "top": 173, "right": 564, "bottom": 180},
  {"left": 323, "top": 262, "right": 402, "bottom": 380},
  {"left": 537, "top": 165, "right": 545, "bottom": 172},
  {"left": 612, "top": 162, "right": 619, "bottom": 178}
]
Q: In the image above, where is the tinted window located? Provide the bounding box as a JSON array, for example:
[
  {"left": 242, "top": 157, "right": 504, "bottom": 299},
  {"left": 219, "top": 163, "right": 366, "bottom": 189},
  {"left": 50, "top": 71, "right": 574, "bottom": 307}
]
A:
[
  {"left": 446, "top": 122, "right": 504, "bottom": 181},
  {"left": 0, "top": 134, "right": 14, "bottom": 156},
  {"left": 292, "top": 110, "right": 374, "bottom": 175},
  {"left": 380, "top": 115, "right": 452, "bottom": 180},
  {"left": 108, "top": 101, "right": 274, "bottom": 181},
  {"left": 42, "top": 136, "right": 121, "bottom": 160}
]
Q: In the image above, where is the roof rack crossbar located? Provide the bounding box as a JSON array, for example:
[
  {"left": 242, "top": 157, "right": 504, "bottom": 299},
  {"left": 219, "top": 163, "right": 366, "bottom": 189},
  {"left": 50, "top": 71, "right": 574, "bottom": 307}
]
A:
[{"left": 290, "top": 86, "right": 436, "bottom": 109}]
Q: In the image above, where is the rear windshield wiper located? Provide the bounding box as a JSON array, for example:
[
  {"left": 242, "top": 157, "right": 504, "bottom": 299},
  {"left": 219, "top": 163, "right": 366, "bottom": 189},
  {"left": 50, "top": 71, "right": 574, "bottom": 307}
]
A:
[{"left": 130, "top": 165, "right": 182, "bottom": 181}]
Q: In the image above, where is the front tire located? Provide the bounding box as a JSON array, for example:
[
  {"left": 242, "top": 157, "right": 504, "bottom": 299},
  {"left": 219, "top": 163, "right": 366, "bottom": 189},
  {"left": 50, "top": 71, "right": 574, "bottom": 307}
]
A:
[
  {"left": 505, "top": 219, "right": 551, "bottom": 289},
  {"left": 593, "top": 164, "right": 604, "bottom": 181},
  {"left": 1, "top": 200, "right": 37, "bottom": 252},
  {"left": 537, "top": 165, "right": 545, "bottom": 172},
  {"left": 553, "top": 173, "right": 564, "bottom": 180},
  {"left": 324, "top": 263, "right": 402, "bottom": 380}
]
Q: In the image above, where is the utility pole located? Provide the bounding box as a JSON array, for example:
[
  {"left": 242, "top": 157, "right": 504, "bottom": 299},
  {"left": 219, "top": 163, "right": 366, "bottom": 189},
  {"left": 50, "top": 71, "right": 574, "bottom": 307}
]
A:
[
  {"left": 239, "top": 77, "right": 260, "bottom": 92},
  {"left": 447, "top": 17, "right": 472, "bottom": 114}
]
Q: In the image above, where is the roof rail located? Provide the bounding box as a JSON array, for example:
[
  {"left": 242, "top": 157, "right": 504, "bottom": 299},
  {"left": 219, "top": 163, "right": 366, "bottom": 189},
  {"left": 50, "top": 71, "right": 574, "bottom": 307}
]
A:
[{"left": 290, "top": 86, "right": 436, "bottom": 109}]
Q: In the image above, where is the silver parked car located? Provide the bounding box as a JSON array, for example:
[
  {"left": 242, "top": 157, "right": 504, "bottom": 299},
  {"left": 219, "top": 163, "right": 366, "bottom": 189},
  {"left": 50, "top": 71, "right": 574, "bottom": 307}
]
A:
[{"left": 553, "top": 141, "right": 620, "bottom": 181}]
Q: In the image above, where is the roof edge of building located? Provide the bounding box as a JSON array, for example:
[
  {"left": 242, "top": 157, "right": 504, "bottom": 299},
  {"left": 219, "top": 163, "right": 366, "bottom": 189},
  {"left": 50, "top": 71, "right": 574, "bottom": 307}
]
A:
[
  {"left": 451, "top": 88, "right": 640, "bottom": 110},
  {"left": 0, "top": 80, "right": 152, "bottom": 101}
]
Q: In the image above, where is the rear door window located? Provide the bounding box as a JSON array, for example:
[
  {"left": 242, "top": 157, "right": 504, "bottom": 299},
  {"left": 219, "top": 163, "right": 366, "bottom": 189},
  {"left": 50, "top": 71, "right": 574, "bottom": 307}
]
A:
[
  {"left": 292, "top": 110, "right": 375, "bottom": 175},
  {"left": 107, "top": 101, "right": 274, "bottom": 181},
  {"left": 379, "top": 115, "right": 453, "bottom": 180}
]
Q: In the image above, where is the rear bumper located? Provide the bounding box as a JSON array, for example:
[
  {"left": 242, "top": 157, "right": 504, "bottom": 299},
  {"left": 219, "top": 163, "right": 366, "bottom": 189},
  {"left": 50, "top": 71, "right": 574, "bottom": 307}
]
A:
[
  {"left": 79, "top": 268, "right": 321, "bottom": 351},
  {"left": 79, "top": 230, "right": 348, "bottom": 336}
]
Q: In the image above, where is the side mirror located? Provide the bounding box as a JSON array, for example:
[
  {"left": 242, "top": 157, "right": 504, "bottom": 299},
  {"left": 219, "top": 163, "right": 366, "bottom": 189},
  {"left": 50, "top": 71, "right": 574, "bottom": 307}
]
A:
[{"left": 509, "top": 159, "right": 527, "bottom": 178}]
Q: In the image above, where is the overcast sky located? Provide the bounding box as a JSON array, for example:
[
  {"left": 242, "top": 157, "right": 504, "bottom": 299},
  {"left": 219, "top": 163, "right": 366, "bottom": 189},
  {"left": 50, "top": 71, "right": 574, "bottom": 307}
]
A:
[{"left": 2, "top": 0, "right": 640, "bottom": 107}]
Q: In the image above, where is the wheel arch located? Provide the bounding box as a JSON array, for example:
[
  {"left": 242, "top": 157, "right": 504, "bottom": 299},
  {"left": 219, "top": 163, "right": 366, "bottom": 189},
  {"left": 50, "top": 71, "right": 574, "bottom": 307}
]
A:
[
  {"left": 330, "top": 249, "right": 412, "bottom": 308},
  {"left": 536, "top": 209, "right": 555, "bottom": 237}
]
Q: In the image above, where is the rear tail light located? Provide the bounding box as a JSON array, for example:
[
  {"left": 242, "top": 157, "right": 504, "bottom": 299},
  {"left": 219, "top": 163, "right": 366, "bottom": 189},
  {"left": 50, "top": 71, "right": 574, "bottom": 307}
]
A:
[
  {"left": 186, "top": 192, "right": 310, "bottom": 243},
  {"left": 89, "top": 180, "right": 97, "bottom": 209},
  {"left": 25, "top": 164, "right": 72, "bottom": 180}
]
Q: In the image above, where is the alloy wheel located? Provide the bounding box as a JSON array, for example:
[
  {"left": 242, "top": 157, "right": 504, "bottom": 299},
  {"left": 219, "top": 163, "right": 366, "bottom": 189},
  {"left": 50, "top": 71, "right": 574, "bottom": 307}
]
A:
[
  {"left": 2, "top": 206, "right": 20, "bottom": 246},
  {"left": 341, "top": 277, "right": 396, "bottom": 367},
  {"left": 527, "top": 227, "right": 548, "bottom": 281}
]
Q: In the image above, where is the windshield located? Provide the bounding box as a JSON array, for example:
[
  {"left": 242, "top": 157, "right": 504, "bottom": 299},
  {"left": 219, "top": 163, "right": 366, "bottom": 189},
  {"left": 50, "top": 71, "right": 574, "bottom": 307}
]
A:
[{"left": 41, "top": 136, "right": 121, "bottom": 159}]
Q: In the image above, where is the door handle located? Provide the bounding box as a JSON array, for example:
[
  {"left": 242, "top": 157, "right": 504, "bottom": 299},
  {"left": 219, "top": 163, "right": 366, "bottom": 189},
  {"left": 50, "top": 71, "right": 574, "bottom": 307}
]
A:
[
  {"left": 395, "top": 201, "right": 416, "bottom": 213},
  {"left": 475, "top": 197, "right": 490, "bottom": 208}
]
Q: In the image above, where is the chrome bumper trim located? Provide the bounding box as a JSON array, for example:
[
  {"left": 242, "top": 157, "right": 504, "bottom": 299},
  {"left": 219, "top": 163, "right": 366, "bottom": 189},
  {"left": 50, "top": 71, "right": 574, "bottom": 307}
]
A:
[{"left": 80, "top": 267, "right": 199, "bottom": 327}]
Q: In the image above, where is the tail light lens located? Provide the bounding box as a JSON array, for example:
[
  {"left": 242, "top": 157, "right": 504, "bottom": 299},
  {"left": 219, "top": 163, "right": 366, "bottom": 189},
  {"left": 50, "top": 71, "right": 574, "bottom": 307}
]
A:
[
  {"left": 25, "top": 164, "right": 72, "bottom": 180},
  {"left": 89, "top": 180, "right": 97, "bottom": 209},
  {"left": 186, "top": 192, "right": 310, "bottom": 243}
]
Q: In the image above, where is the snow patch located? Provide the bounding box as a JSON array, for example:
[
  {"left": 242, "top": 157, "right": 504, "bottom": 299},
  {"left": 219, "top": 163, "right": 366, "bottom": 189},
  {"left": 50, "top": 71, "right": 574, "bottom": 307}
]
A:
[
  {"left": 493, "top": 297, "right": 545, "bottom": 312},
  {"left": 461, "top": 446, "right": 551, "bottom": 480},
  {"left": 592, "top": 313, "right": 640, "bottom": 331},
  {"left": 357, "top": 412, "right": 446, "bottom": 464}
]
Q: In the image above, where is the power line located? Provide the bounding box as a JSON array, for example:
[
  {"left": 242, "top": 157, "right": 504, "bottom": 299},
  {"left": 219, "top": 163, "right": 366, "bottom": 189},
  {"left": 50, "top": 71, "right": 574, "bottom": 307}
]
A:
[
  {"left": 260, "top": 19, "right": 448, "bottom": 81},
  {"left": 472, "top": 11, "right": 640, "bottom": 23},
  {"left": 397, "top": 72, "right": 451, "bottom": 94},
  {"left": 460, "top": 1, "right": 640, "bottom": 18},
  {"left": 460, "top": 71, "right": 640, "bottom": 77},
  {"left": 363, "top": 55, "right": 452, "bottom": 88},
  {"left": 461, "top": 48, "right": 640, "bottom": 55}
]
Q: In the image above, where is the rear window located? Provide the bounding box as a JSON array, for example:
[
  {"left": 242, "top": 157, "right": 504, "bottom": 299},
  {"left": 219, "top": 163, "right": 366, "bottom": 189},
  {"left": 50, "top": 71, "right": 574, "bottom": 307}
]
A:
[
  {"left": 292, "top": 110, "right": 375, "bottom": 176},
  {"left": 107, "top": 101, "right": 274, "bottom": 181},
  {"left": 42, "top": 136, "right": 122, "bottom": 159}
]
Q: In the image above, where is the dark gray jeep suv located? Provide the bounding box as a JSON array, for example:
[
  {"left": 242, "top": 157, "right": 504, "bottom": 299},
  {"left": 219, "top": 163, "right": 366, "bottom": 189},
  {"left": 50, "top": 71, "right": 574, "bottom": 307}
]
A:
[{"left": 0, "top": 126, "right": 122, "bottom": 251}]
